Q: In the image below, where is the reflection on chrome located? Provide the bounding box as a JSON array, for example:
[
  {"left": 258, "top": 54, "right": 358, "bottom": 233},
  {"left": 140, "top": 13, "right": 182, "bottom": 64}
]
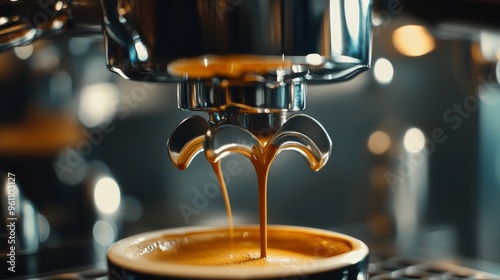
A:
[
  {"left": 306, "top": 53, "right": 323, "bottom": 66},
  {"left": 345, "top": 0, "right": 361, "bottom": 49},
  {"left": 134, "top": 41, "right": 149, "bottom": 62},
  {"left": 13, "top": 44, "right": 33, "bottom": 60},
  {"left": 329, "top": 0, "right": 344, "bottom": 55}
]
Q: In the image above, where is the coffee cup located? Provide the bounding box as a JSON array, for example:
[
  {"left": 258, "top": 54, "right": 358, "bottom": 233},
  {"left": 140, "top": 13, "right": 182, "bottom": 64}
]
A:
[{"left": 107, "top": 225, "right": 369, "bottom": 280}]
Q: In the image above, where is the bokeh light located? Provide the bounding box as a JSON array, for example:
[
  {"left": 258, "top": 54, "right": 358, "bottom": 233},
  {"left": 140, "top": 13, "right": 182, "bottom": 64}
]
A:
[
  {"left": 94, "top": 177, "right": 121, "bottom": 214},
  {"left": 30, "top": 45, "right": 61, "bottom": 74},
  {"left": 373, "top": 58, "right": 394, "bottom": 85},
  {"left": 78, "top": 82, "right": 119, "bottom": 127},
  {"left": 479, "top": 31, "right": 500, "bottom": 62},
  {"left": 368, "top": 130, "right": 391, "bottom": 155},
  {"left": 393, "top": 25, "right": 435, "bottom": 57},
  {"left": 38, "top": 214, "right": 51, "bottom": 243},
  {"left": 68, "top": 37, "right": 92, "bottom": 56},
  {"left": 404, "top": 128, "right": 426, "bottom": 153},
  {"left": 92, "top": 220, "right": 116, "bottom": 246}
]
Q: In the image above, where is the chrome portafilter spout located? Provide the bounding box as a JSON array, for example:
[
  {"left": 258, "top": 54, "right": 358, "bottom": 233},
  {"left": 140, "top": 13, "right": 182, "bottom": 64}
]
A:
[
  {"left": 167, "top": 81, "right": 332, "bottom": 173},
  {"left": 168, "top": 112, "right": 332, "bottom": 172},
  {"left": 204, "top": 112, "right": 332, "bottom": 171}
]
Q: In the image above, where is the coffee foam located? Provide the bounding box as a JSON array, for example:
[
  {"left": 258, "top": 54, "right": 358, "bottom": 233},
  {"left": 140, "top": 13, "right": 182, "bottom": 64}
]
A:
[
  {"left": 131, "top": 227, "right": 351, "bottom": 268},
  {"left": 109, "top": 225, "right": 368, "bottom": 279}
]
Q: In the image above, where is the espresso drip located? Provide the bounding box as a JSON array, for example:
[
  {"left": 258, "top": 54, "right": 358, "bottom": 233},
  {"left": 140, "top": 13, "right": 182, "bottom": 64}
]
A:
[
  {"left": 210, "top": 161, "right": 234, "bottom": 241},
  {"left": 168, "top": 114, "right": 332, "bottom": 258}
]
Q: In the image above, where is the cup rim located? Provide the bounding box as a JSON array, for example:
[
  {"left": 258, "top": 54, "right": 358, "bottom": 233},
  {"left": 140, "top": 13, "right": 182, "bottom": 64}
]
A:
[{"left": 107, "top": 225, "right": 369, "bottom": 279}]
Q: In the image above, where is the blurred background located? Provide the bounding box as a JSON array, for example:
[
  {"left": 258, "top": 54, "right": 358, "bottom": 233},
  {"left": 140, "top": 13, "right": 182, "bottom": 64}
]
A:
[{"left": 1, "top": 0, "right": 500, "bottom": 278}]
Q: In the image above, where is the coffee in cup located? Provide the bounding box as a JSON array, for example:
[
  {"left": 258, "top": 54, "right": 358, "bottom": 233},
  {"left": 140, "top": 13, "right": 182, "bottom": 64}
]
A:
[{"left": 107, "top": 225, "right": 369, "bottom": 279}]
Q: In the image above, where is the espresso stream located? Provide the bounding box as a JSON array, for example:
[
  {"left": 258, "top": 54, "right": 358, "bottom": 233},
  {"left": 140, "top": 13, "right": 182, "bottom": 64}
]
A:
[
  {"left": 208, "top": 144, "right": 281, "bottom": 258},
  {"left": 210, "top": 161, "right": 234, "bottom": 240}
]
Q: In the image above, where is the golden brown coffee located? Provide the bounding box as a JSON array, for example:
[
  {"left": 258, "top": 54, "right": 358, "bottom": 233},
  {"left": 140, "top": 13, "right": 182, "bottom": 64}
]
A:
[
  {"left": 168, "top": 55, "right": 292, "bottom": 79},
  {"left": 134, "top": 227, "right": 352, "bottom": 268}
]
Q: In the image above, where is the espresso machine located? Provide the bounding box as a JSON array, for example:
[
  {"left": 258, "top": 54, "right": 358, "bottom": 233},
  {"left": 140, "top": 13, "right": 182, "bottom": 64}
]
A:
[{"left": 1, "top": 0, "right": 500, "bottom": 279}]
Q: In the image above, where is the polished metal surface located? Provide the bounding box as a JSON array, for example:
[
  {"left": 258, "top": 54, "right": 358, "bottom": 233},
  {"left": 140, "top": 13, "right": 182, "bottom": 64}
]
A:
[
  {"left": 102, "top": 0, "right": 373, "bottom": 112},
  {"left": 167, "top": 115, "right": 210, "bottom": 170},
  {"left": 102, "top": 0, "right": 372, "bottom": 83},
  {"left": 205, "top": 114, "right": 332, "bottom": 171},
  {"left": 168, "top": 113, "right": 331, "bottom": 172},
  {"left": 177, "top": 78, "right": 307, "bottom": 113},
  {"left": 208, "top": 112, "right": 288, "bottom": 134}
]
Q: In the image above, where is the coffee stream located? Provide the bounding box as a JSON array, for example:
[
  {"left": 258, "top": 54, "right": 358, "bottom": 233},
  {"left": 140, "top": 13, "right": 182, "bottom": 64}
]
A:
[
  {"left": 209, "top": 144, "right": 287, "bottom": 258},
  {"left": 210, "top": 161, "right": 234, "bottom": 241}
]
